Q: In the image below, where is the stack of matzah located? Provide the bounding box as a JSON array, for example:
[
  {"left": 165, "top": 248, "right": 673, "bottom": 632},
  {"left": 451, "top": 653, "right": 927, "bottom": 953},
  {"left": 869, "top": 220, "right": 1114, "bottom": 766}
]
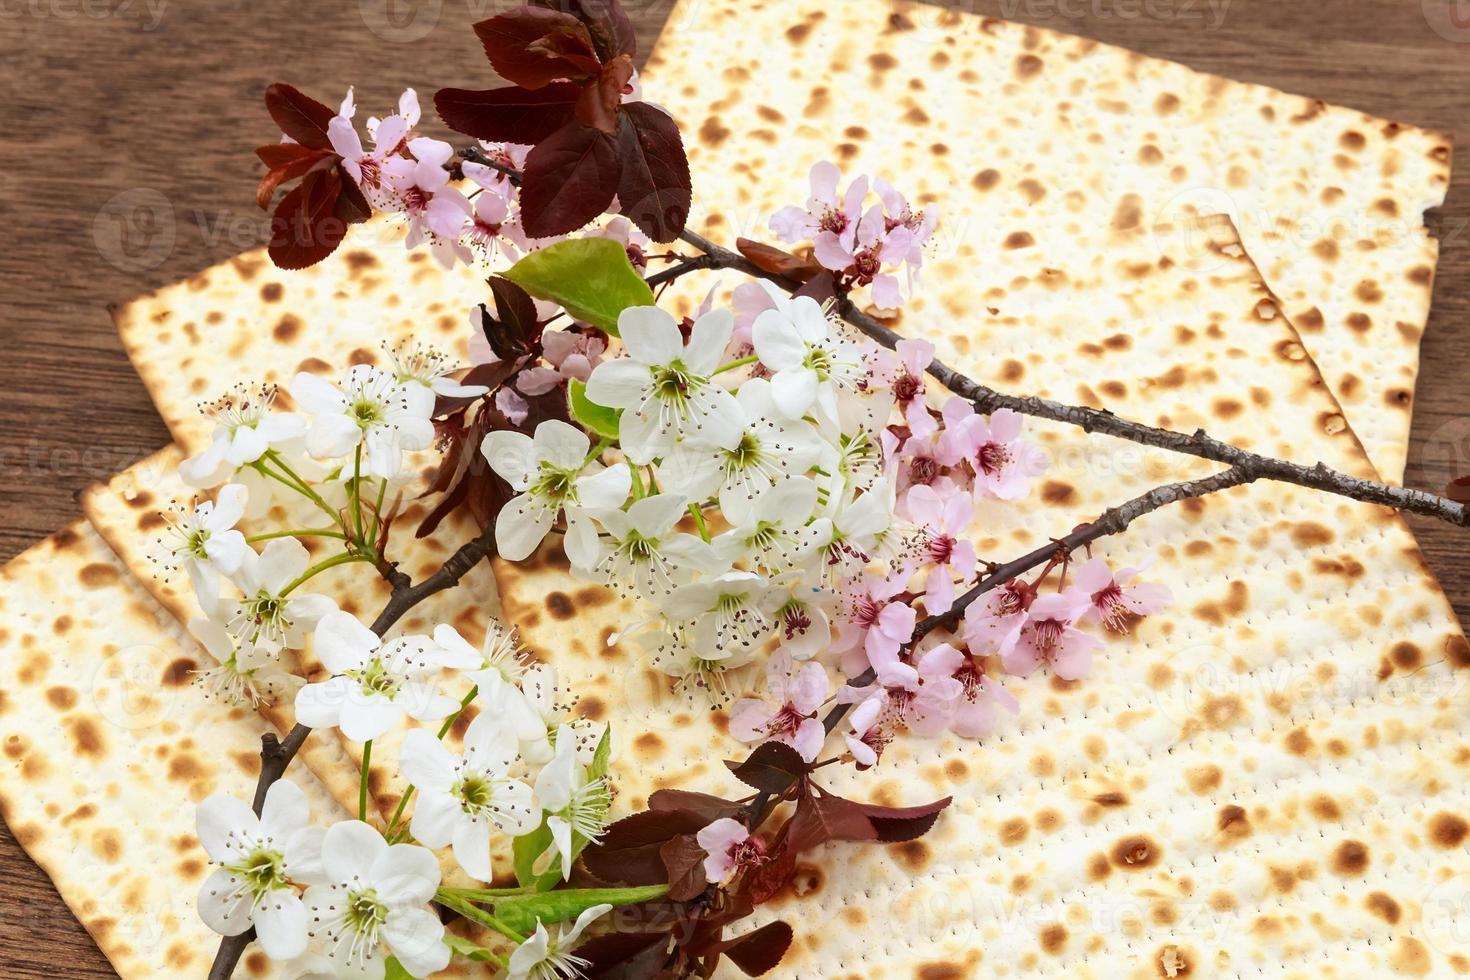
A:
[{"left": 1, "top": 1, "right": 1461, "bottom": 977}]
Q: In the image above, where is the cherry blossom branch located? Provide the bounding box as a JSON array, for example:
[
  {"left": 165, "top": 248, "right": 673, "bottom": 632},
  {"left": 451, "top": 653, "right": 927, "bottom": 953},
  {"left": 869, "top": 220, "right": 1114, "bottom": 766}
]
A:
[
  {"left": 207, "top": 524, "right": 499, "bottom": 980},
  {"left": 819, "top": 465, "right": 1257, "bottom": 741},
  {"left": 456, "top": 145, "right": 1468, "bottom": 529}
]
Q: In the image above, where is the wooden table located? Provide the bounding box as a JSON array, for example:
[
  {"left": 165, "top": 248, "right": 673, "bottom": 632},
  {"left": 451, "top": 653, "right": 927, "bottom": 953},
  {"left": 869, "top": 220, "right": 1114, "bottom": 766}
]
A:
[{"left": 0, "top": 0, "right": 1465, "bottom": 974}]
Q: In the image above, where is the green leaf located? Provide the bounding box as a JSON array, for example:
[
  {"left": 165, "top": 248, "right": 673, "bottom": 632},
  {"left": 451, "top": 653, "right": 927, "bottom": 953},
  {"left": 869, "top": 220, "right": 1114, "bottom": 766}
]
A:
[
  {"left": 443, "top": 934, "right": 499, "bottom": 963},
  {"left": 384, "top": 957, "right": 414, "bottom": 980},
  {"left": 512, "top": 818, "right": 562, "bottom": 892},
  {"left": 588, "top": 725, "right": 613, "bottom": 781},
  {"left": 491, "top": 884, "right": 669, "bottom": 937},
  {"left": 569, "top": 379, "right": 621, "bottom": 440},
  {"left": 502, "top": 237, "right": 654, "bottom": 335}
]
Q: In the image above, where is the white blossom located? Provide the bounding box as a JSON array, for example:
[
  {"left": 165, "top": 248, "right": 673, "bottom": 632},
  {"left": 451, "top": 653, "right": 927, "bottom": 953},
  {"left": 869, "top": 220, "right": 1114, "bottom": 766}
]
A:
[
  {"left": 225, "top": 538, "right": 336, "bottom": 653},
  {"left": 180, "top": 384, "right": 306, "bottom": 488},
  {"left": 532, "top": 724, "right": 611, "bottom": 881},
  {"left": 289, "top": 365, "right": 434, "bottom": 479},
  {"left": 751, "top": 290, "right": 862, "bottom": 423},
  {"left": 714, "top": 476, "right": 831, "bottom": 575},
  {"left": 507, "top": 904, "right": 612, "bottom": 980},
  {"left": 587, "top": 493, "right": 712, "bottom": 599},
  {"left": 156, "top": 484, "right": 249, "bottom": 603}
]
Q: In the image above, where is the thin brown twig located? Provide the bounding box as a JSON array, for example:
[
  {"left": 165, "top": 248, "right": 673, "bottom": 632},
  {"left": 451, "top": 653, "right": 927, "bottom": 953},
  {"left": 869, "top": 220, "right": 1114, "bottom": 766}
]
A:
[
  {"left": 207, "top": 524, "right": 498, "bottom": 980},
  {"left": 457, "top": 146, "right": 1468, "bottom": 531}
]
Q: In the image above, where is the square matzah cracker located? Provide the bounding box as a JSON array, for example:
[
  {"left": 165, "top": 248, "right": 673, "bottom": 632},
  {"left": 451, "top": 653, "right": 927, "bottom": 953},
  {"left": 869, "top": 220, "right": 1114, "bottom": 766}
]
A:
[
  {"left": 639, "top": 0, "right": 1451, "bottom": 482},
  {"left": 0, "top": 523, "right": 347, "bottom": 979}
]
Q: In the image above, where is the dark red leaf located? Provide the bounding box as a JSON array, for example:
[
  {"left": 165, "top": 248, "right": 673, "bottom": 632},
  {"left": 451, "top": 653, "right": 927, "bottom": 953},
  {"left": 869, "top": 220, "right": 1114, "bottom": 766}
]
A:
[
  {"left": 334, "top": 165, "right": 373, "bottom": 224},
  {"left": 577, "top": 932, "right": 670, "bottom": 979},
  {"left": 519, "top": 121, "right": 622, "bottom": 238},
  {"left": 484, "top": 276, "right": 543, "bottom": 360},
  {"left": 581, "top": 808, "right": 708, "bottom": 886},
  {"left": 576, "top": 54, "right": 633, "bottom": 133},
  {"left": 435, "top": 84, "right": 580, "bottom": 144},
  {"left": 742, "top": 847, "right": 795, "bottom": 905},
  {"left": 269, "top": 167, "right": 349, "bottom": 270},
  {"left": 794, "top": 270, "right": 837, "bottom": 304},
  {"left": 736, "top": 238, "right": 823, "bottom": 283},
  {"left": 616, "top": 103, "right": 692, "bottom": 243},
  {"left": 725, "top": 742, "right": 807, "bottom": 795},
  {"left": 532, "top": 0, "right": 636, "bottom": 61},
  {"left": 716, "top": 920, "right": 793, "bottom": 977},
  {"left": 648, "top": 789, "right": 746, "bottom": 822},
  {"left": 473, "top": 9, "right": 600, "bottom": 89},
  {"left": 1448, "top": 476, "right": 1470, "bottom": 504},
  {"left": 860, "top": 796, "right": 952, "bottom": 843},
  {"left": 783, "top": 787, "right": 876, "bottom": 855},
  {"left": 659, "top": 834, "right": 709, "bottom": 902},
  {"left": 263, "top": 83, "right": 336, "bottom": 150},
  {"left": 254, "top": 144, "right": 334, "bottom": 210}
]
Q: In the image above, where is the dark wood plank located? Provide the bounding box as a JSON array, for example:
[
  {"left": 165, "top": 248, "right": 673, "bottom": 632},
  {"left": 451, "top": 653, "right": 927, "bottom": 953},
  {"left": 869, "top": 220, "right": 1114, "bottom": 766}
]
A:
[{"left": 0, "top": 1, "right": 1463, "bottom": 974}]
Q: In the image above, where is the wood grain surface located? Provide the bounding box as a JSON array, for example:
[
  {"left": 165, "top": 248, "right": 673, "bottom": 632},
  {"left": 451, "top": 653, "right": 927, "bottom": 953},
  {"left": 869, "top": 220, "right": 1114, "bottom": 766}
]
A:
[{"left": 0, "top": 0, "right": 1465, "bottom": 974}]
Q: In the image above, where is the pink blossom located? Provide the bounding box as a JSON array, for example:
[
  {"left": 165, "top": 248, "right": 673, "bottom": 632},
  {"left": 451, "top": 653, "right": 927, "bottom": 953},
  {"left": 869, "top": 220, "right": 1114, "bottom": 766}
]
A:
[
  {"left": 877, "top": 644, "right": 965, "bottom": 737},
  {"left": 587, "top": 216, "right": 650, "bottom": 271},
  {"left": 866, "top": 339, "right": 932, "bottom": 415},
  {"left": 832, "top": 204, "right": 915, "bottom": 309},
  {"left": 883, "top": 407, "right": 964, "bottom": 499},
  {"left": 382, "top": 137, "right": 473, "bottom": 268},
  {"left": 696, "top": 818, "right": 765, "bottom": 885},
  {"left": 947, "top": 653, "right": 1019, "bottom": 739},
  {"left": 542, "top": 328, "right": 607, "bottom": 383},
  {"left": 728, "top": 650, "right": 830, "bottom": 762},
  {"left": 841, "top": 688, "right": 890, "bottom": 767},
  {"left": 903, "top": 484, "right": 977, "bottom": 614},
  {"left": 873, "top": 177, "right": 939, "bottom": 278},
  {"left": 833, "top": 571, "right": 915, "bottom": 676},
  {"left": 964, "top": 408, "right": 1046, "bottom": 501},
  {"left": 1075, "top": 557, "right": 1172, "bottom": 631},
  {"left": 962, "top": 578, "right": 1035, "bottom": 655},
  {"left": 1001, "top": 591, "right": 1099, "bottom": 680},
  {"left": 770, "top": 162, "right": 868, "bottom": 249}
]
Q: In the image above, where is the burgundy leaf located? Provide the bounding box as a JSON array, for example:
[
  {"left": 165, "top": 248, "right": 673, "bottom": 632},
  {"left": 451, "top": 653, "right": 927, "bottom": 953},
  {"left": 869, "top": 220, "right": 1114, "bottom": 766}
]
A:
[
  {"left": 269, "top": 167, "right": 348, "bottom": 270},
  {"left": 725, "top": 742, "right": 807, "bottom": 795},
  {"left": 783, "top": 787, "right": 876, "bottom": 855},
  {"left": 794, "top": 270, "right": 837, "bottom": 304},
  {"left": 716, "top": 920, "right": 794, "bottom": 977},
  {"left": 263, "top": 83, "right": 337, "bottom": 150},
  {"left": 254, "top": 144, "right": 334, "bottom": 209},
  {"left": 577, "top": 931, "right": 670, "bottom": 979},
  {"left": 581, "top": 808, "right": 708, "bottom": 886},
  {"left": 532, "top": 0, "right": 636, "bottom": 61},
  {"left": 486, "top": 276, "right": 543, "bottom": 359},
  {"left": 334, "top": 165, "right": 373, "bottom": 224},
  {"left": 435, "top": 84, "right": 580, "bottom": 144},
  {"left": 1448, "top": 476, "right": 1470, "bottom": 504},
  {"left": 519, "top": 121, "right": 622, "bottom": 238},
  {"left": 576, "top": 54, "right": 633, "bottom": 133},
  {"left": 736, "top": 238, "right": 823, "bottom": 283},
  {"left": 473, "top": 9, "right": 600, "bottom": 89},
  {"left": 616, "top": 102, "right": 692, "bottom": 242},
  {"left": 659, "top": 834, "right": 709, "bottom": 902},
  {"left": 860, "top": 796, "right": 952, "bottom": 843},
  {"left": 742, "top": 846, "right": 795, "bottom": 905},
  {"left": 648, "top": 789, "right": 746, "bottom": 822}
]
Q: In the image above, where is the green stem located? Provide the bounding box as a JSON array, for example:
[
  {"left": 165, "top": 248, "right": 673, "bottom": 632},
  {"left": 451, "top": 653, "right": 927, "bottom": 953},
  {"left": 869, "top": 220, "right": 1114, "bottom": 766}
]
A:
[
  {"left": 279, "top": 552, "right": 366, "bottom": 596},
  {"left": 435, "top": 890, "right": 527, "bottom": 945},
  {"left": 359, "top": 740, "right": 372, "bottom": 822},
  {"left": 628, "top": 461, "right": 646, "bottom": 499},
  {"left": 688, "top": 504, "right": 711, "bottom": 542},
  {"left": 384, "top": 686, "right": 480, "bottom": 841},
  {"left": 349, "top": 445, "right": 366, "bottom": 548},
  {"left": 246, "top": 528, "right": 346, "bottom": 543},
  {"left": 368, "top": 478, "right": 388, "bottom": 548},
  {"left": 713, "top": 354, "right": 759, "bottom": 376},
  {"left": 250, "top": 459, "right": 344, "bottom": 529},
  {"left": 262, "top": 451, "right": 344, "bottom": 529}
]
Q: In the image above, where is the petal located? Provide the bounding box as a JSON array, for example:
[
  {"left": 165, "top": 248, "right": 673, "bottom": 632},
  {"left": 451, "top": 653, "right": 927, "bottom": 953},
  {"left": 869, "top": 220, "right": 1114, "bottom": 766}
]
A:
[
  {"left": 695, "top": 386, "right": 747, "bottom": 450},
  {"left": 259, "top": 779, "right": 309, "bottom": 841},
  {"left": 617, "top": 306, "right": 683, "bottom": 365},
  {"left": 451, "top": 817, "right": 494, "bottom": 882},
  {"left": 209, "top": 484, "right": 249, "bottom": 529},
  {"left": 314, "top": 610, "right": 379, "bottom": 674},
  {"left": 533, "top": 419, "right": 590, "bottom": 471},
  {"left": 293, "top": 678, "right": 347, "bottom": 730},
  {"left": 684, "top": 308, "right": 735, "bottom": 375},
  {"left": 751, "top": 310, "right": 807, "bottom": 367},
  {"left": 339, "top": 697, "right": 405, "bottom": 742},
  {"left": 481, "top": 429, "right": 537, "bottom": 489},
  {"left": 306, "top": 413, "right": 364, "bottom": 460},
  {"left": 197, "top": 868, "right": 254, "bottom": 937},
  {"left": 573, "top": 464, "right": 632, "bottom": 510},
  {"left": 495, "top": 495, "right": 556, "bottom": 562},
  {"left": 257, "top": 536, "right": 310, "bottom": 590},
  {"left": 253, "top": 891, "right": 309, "bottom": 960},
  {"left": 769, "top": 369, "right": 819, "bottom": 419},
  {"left": 321, "top": 820, "right": 387, "bottom": 884},
  {"left": 397, "top": 729, "right": 457, "bottom": 791},
  {"left": 371, "top": 842, "right": 441, "bottom": 905},
  {"left": 409, "top": 790, "right": 461, "bottom": 849},
  {"left": 584, "top": 359, "right": 651, "bottom": 410},
  {"left": 196, "top": 794, "right": 257, "bottom": 862},
  {"left": 288, "top": 372, "right": 347, "bottom": 414},
  {"left": 226, "top": 424, "right": 270, "bottom": 466},
  {"left": 563, "top": 511, "right": 600, "bottom": 570},
  {"left": 383, "top": 908, "right": 450, "bottom": 978},
  {"left": 727, "top": 699, "right": 774, "bottom": 743}
]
